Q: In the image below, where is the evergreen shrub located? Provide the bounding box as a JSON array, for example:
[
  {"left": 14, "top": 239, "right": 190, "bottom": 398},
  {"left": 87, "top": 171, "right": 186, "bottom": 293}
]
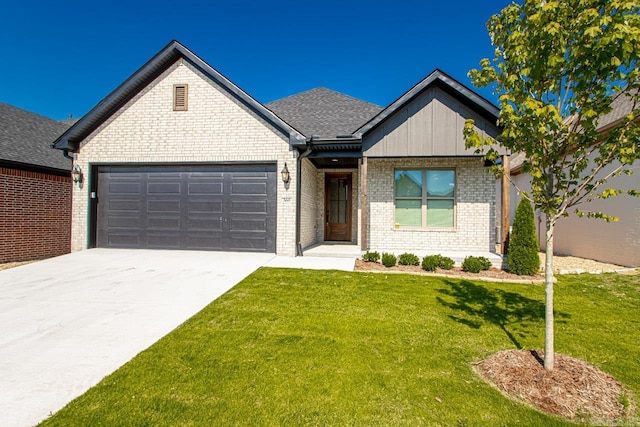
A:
[
  {"left": 362, "top": 251, "right": 380, "bottom": 262},
  {"left": 462, "top": 256, "right": 492, "bottom": 273},
  {"left": 508, "top": 199, "right": 541, "bottom": 275},
  {"left": 398, "top": 253, "right": 420, "bottom": 266},
  {"left": 381, "top": 252, "right": 397, "bottom": 268},
  {"left": 421, "top": 255, "right": 455, "bottom": 271}
]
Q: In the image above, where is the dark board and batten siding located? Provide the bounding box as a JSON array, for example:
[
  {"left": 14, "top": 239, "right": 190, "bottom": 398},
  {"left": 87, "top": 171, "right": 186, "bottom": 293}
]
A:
[
  {"left": 362, "top": 86, "right": 501, "bottom": 157},
  {"left": 96, "top": 164, "right": 276, "bottom": 252}
]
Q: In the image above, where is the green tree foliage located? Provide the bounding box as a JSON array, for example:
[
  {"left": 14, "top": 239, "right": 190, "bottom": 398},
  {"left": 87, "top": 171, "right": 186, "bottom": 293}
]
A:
[
  {"left": 508, "top": 199, "right": 541, "bottom": 275},
  {"left": 463, "top": 0, "right": 640, "bottom": 370}
]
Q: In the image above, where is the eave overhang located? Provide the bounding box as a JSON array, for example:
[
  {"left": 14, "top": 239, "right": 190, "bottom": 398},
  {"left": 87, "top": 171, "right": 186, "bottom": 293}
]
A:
[
  {"left": 354, "top": 69, "right": 500, "bottom": 138},
  {"left": 300, "top": 136, "right": 362, "bottom": 168},
  {"left": 0, "top": 159, "right": 71, "bottom": 176},
  {"left": 305, "top": 136, "right": 362, "bottom": 157},
  {"left": 53, "top": 40, "right": 306, "bottom": 152}
]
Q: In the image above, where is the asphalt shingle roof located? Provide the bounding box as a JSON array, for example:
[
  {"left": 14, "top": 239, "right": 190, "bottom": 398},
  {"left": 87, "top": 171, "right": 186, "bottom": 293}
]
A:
[
  {"left": 597, "top": 86, "right": 639, "bottom": 131},
  {"left": 266, "top": 88, "right": 383, "bottom": 138},
  {"left": 0, "top": 102, "right": 71, "bottom": 171}
]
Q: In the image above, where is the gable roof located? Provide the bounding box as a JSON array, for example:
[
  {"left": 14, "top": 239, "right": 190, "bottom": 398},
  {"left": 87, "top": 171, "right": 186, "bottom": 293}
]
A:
[
  {"left": 0, "top": 102, "right": 71, "bottom": 172},
  {"left": 354, "top": 69, "right": 500, "bottom": 138},
  {"left": 53, "top": 40, "right": 306, "bottom": 152},
  {"left": 266, "top": 88, "right": 383, "bottom": 138}
]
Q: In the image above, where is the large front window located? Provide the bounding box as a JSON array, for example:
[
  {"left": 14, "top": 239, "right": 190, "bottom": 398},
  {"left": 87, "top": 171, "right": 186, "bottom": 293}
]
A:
[{"left": 395, "top": 169, "right": 455, "bottom": 228}]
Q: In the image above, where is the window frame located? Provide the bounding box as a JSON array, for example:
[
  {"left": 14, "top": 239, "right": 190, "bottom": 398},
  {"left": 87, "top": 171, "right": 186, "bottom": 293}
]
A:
[{"left": 394, "top": 168, "right": 456, "bottom": 229}]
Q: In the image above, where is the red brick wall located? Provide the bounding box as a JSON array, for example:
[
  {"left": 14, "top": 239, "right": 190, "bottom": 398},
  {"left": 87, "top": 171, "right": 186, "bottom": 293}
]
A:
[{"left": 0, "top": 166, "right": 72, "bottom": 262}]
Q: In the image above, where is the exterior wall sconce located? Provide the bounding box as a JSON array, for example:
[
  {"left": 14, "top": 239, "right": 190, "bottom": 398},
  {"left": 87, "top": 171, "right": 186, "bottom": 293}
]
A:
[
  {"left": 72, "top": 164, "right": 83, "bottom": 185},
  {"left": 281, "top": 162, "right": 290, "bottom": 184}
]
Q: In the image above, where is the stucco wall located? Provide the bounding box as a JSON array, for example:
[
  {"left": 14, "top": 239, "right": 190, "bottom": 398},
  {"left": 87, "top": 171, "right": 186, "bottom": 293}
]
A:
[
  {"left": 511, "top": 161, "right": 640, "bottom": 267},
  {"left": 72, "top": 59, "right": 298, "bottom": 256},
  {"left": 0, "top": 167, "right": 71, "bottom": 262},
  {"left": 366, "top": 157, "right": 495, "bottom": 252}
]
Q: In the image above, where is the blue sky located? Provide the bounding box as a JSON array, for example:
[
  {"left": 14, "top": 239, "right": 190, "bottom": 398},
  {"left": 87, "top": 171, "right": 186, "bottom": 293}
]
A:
[{"left": 1, "top": 0, "right": 510, "bottom": 121}]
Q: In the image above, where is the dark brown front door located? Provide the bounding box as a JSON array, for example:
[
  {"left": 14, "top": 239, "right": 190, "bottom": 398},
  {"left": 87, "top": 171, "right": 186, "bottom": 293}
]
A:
[{"left": 325, "top": 174, "right": 352, "bottom": 241}]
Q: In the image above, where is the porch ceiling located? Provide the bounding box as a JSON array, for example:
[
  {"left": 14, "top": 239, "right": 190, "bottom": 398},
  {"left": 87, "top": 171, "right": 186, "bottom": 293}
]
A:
[
  {"left": 305, "top": 139, "right": 361, "bottom": 169},
  {"left": 308, "top": 157, "right": 359, "bottom": 168}
]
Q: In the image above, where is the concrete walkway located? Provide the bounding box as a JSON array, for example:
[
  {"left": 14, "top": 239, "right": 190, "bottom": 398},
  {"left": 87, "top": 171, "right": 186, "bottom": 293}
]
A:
[{"left": 0, "top": 249, "right": 357, "bottom": 427}]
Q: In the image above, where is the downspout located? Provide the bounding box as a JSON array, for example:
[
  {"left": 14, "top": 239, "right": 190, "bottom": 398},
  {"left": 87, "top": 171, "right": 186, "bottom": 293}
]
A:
[{"left": 295, "top": 143, "right": 313, "bottom": 256}]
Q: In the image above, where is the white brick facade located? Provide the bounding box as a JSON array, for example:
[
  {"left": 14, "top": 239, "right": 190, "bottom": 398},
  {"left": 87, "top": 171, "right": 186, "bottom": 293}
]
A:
[
  {"left": 297, "top": 157, "right": 496, "bottom": 255},
  {"left": 300, "top": 158, "right": 318, "bottom": 248},
  {"left": 72, "top": 59, "right": 298, "bottom": 255},
  {"left": 365, "top": 157, "right": 495, "bottom": 252},
  {"left": 66, "top": 46, "right": 500, "bottom": 259}
]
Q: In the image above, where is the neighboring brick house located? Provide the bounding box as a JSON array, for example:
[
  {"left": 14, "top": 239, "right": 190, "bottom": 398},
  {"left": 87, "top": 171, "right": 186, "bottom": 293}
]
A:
[
  {"left": 0, "top": 103, "right": 72, "bottom": 262},
  {"left": 509, "top": 89, "right": 640, "bottom": 267},
  {"left": 53, "top": 40, "right": 503, "bottom": 259}
]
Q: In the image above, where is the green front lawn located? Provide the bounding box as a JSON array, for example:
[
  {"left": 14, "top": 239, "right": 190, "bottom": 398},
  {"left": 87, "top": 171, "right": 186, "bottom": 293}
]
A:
[{"left": 41, "top": 269, "right": 640, "bottom": 426}]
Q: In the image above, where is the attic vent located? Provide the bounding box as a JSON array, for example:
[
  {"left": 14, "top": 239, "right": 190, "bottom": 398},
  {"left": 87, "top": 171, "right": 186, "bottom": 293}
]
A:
[{"left": 173, "top": 84, "right": 188, "bottom": 111}]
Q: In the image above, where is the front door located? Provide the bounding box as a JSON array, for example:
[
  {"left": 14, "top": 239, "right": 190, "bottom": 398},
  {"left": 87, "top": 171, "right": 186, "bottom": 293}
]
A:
[{"left": 325, "top": 174, "right": 352, "bottom": 241}]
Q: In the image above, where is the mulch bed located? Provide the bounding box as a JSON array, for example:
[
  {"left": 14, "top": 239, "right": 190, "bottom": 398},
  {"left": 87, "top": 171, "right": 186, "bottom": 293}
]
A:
[
  {"left": 355, "top": 259, "right": 542, "bottom": 282},
  {"left": 475, "top": 349, "right": 634, "bottom": 423}
]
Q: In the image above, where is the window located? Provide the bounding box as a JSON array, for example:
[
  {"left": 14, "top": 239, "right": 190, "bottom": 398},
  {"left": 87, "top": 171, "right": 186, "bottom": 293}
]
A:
[
  {"left": 394, "top": 169, "right": 455, "bottom": 227},
  {"left": 173, "top": 84, "right": 188, "bottom": 111}
]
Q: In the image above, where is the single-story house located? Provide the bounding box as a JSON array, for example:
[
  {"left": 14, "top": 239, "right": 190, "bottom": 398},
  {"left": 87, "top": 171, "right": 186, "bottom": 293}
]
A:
[
  {"left": 0, "top": 103, "right": 72, "bottom": 262},
  {"left": 509, "top": 89, "right": 640, "bottom": 267},
  {"left": 53, "top": 40, "right": 504, "bottom": 258}
]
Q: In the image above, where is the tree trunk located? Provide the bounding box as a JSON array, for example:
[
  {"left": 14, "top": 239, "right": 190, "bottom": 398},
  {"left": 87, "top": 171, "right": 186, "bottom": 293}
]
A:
[{"left": 544, "top": 217, "right": 555, "bottom": 371}]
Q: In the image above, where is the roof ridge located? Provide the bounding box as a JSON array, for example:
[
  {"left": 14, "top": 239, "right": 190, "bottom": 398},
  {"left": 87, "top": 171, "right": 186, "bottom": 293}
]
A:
[
  {"left": 267, "top": 87, "right": 381, "bottom": 109},
  {"left": 320, "top": 87, "right": 383, "bottom": 109},
  {"left": 0, "top": 102, "right": 68, "bottom": 126}
]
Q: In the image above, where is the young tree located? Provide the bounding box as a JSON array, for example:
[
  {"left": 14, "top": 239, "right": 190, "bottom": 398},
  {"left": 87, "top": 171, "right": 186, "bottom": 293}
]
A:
[
  {"left": 508, "top": 199, "right": 540, "bottom": 276},
  {"left": 464, "top": 0, "right": 640, "bottom": 370}
]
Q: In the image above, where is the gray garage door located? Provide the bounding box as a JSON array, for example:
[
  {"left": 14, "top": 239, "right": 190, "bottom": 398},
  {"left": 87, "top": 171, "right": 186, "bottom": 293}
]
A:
[{"left": 96, "top": 164, "right": 276, "bottom": 252}]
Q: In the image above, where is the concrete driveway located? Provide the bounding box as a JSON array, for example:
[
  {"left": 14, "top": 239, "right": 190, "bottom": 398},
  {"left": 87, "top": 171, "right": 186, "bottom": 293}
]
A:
[{"left": 0, "top": 249, "right": 275, "bottom": 427}]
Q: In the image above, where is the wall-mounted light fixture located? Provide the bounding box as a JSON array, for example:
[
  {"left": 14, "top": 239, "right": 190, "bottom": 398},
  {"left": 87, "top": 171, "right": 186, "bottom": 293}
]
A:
[
  {"left": 281, "top": 162, "right": 290, "bottom": 184},
  {"left": 72, "top": 164, "right": 83, "bottom": 185}
]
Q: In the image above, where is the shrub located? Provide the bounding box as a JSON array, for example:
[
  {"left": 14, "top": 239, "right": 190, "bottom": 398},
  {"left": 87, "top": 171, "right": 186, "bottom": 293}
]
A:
[
  {"left": 362, "top": 251, "right": 380, "bottom": 262},
  {"left": 421, "top": 255, "right": 439, "bottom": 272},
  {"left": 462, "top": 256, "right": 492, "bottom": 273},
  {"left": 438, "top": 256, "right": 455, "bottom": 270},
  {"left": 381, "top": 252, "right": 397, "bottom": 268},
  {"left": 398, "top": 253, "right": 420, "bottom": 266},
  {"left": 421, "top": 254, "right": 455, "bottom": 271},
  {"left": 507, "top": 199, "right": 541, "bottom": 275}
]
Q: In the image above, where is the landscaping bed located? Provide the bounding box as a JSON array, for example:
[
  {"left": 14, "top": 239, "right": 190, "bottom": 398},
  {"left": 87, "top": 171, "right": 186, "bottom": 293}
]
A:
[
  {"left": 356, "top": 252, "right": 635, "bottom": 280},
  {"left": 355, "top": 259, "right": 541, "bottom": 282},
  {"left": 476, "top": 349, "right": 634, "bottom": 423}
]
